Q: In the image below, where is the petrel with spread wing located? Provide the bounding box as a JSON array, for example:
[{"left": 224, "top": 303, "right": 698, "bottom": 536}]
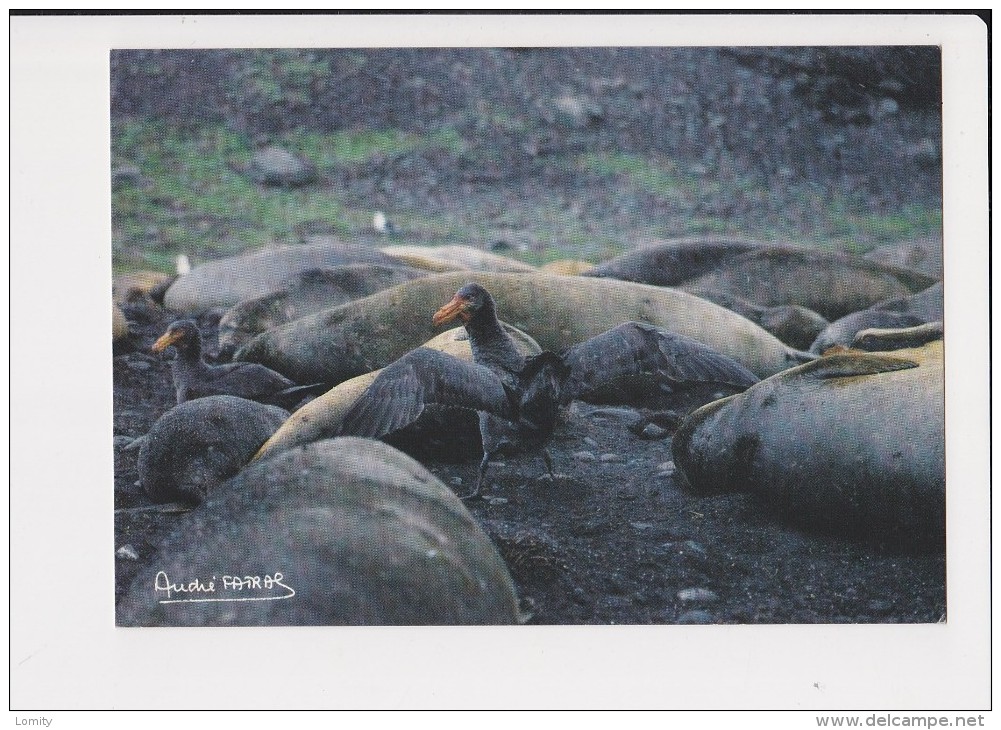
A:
[{"left": 338, "top": 283, "right": 759, "bottom": 498}]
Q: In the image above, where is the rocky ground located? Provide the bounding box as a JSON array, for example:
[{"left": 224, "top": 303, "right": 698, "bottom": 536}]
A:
[{"left": 114, "top": 306, "right": 946, "bottom": 625}]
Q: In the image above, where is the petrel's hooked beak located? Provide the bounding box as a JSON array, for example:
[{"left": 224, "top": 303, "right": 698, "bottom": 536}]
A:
[
  {"left": 152, "top": 329, "right": 184, "bottom": 353},
  {"left": 432, "top": 295, "right": 470, "bottom": 327}
]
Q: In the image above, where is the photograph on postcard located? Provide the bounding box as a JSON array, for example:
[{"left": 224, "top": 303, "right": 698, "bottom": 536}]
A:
[{"left": 111, "top": 46, "right": 945, "bottom": 627}]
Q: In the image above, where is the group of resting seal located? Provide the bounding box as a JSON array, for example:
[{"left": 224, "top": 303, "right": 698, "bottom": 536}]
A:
[{"left": 120, "top": 237, "right": 944, "bottom": 626}]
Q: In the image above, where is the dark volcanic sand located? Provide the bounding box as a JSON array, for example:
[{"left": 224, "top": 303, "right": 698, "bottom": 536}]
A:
[{"left": 113, "top": 307, "right": 945, "bottom": 625}]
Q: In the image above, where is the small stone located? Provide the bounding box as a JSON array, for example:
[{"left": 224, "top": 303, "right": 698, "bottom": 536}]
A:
[
  {"left": 449, "top": 476, "right": 463, "bottom": 486},
  {"left": 572, "top": 451, "right": 596, "bottom": 462},
  {"left": 583, "top": 436, "right": 598, "bottom": 448},
  {"left": 116, "top": 545, "right": 139, "bottom": 561},
  {"left": 677, "top": 609, "right": 715, "bottom": 625},
  {"left": 485, "top": 497, "right": 509, "bottom": 506},
  {"left": 639, "top": 423, "right": 669, "bottom": 440},
  {"left": 126, "top": 360, "right": 152, "bottom": 372},
  {"left": 677, "top": 587, "right": 719, "bottom": 604},
  {"left": 681, "top": 540, "right": 707, "bottom": 558},
  {"left": 657, "top": 461, "right": 676, "bottom": 473},
  {"left": 599, "top": 453, "right": 623, "bottom": 463},
  {"left": 630, "top": 522, "right": 653, "bottom": 531}
]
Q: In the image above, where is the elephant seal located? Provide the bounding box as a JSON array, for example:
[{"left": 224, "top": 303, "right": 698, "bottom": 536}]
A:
[
  {"left": 540, "top": 259, "right": 594, "bottom": 275},
  {"left": 678, "top": 246, "right": 937, "bottom": 320},
  {"left": 113, "top": 270, "right": 175, "bottom": 305},
  {"left": 851, "top": 321, "right": 943, "bottom": 352},
  {"left": 687, "top": 288, "right": 829, "bottom": 350},
  {"left": 871, "top": 282, "right": 944, "bottom": 322},
  {"left": 582, "top": 236, "right": 769, "bottom": 286},
  {"left": 113, "top": 305, "right": 129, "bottom": 342},
  {"left": 118, "top": 438, "right": 521, "bottom": 626},
  {"left": 137, "top": 395, "right": 288, "bottom": 505},
  {"left": 672, "top": 340, "right": 944, "bottom": 549},
  {"left": 864, "top": 236, "right": 943, "bottom": 280},
  {"left": 380, "top": 244, "right": 537, "bottom": 273},
  {"left": 217, "top": 264, "right": 429, "bottom": 357},
  {"left": 809, "top": 310, "right": 928, "bottom": 354},
  {"left": 162, "top": 241, "right": 399, "bottom": 312},
  {"left": 252, "top": 323, "right": 542, "bottom": 462},
  {"left": 234, "top": 271, "right": 806, "bottom": 386}
]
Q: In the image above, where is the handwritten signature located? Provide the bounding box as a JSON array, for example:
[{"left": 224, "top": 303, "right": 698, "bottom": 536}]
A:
[{"left": 154, "top": 570, "right": 295, "bottom": 604}]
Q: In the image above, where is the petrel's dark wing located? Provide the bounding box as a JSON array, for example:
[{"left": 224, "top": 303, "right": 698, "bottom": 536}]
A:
[
  {"left": 560, "top": 321, "right": 760, "bottom": 405},
  {"left": 337, "top": 348, "right": 518, "bottom": 439},
  {"left": 193, "top": 361, "right": 295, "bottom": 400}
]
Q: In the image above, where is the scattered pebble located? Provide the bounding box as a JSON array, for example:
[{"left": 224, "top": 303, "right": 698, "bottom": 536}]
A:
[
  {"left": 677, "top": 609, "right": 715, "bottom": 625},
  {"left": 639, "top": 422, "right": 670, "bottom": 440},
  {"left": 449, "top": 476, "right": 463, "bottom": 486},
  {"left": 599, "top": 453, "right": 623, "bottom": 463},
  {"left": 126, "top": 360, "right": 152, "bottom": 372},
  {"left": 677, "top": 587, "right": 719, "bottom": 604},
  {"left": 683, "top": 540, "right": 706, "bottom": 554},
  {"left": 485, "top": 497, "right": 509, "bottom": 506},
  {"left": 630, "top": 522, "right": 653, "bottom": 531},
  {"left": 572, "top": 451, "right": 596, "bottom": 462},
  {"left": 657, "top": 461, "right": 676, "bottom": 474},
  {"left": 116, "top": 545, "right": 139, "bottom": 561},
  {"left": 583, "top": 436, "right": 598, "bottom": 448}
]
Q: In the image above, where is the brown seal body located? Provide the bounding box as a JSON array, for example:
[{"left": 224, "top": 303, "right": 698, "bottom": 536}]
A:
[
  {"left": 217, "top": 264, "right": 428, "bottom": 357},
  {"left": 162, "top": 241, "right": 400, "bottom": 312},
  {"left": 235, "top": 271, "right": 804, "bottom": 386},
  {"left": 673, "top": 340, "right": 944, "bottom": 548},
  {"left": 118, "top": 438, "right": 521, "bottom": 626},
  {"left": 679, "top": 247, "right": 936, "bottom": 320},
  {"left": 137, "top": 395, "right": 288, "bottom": 505}
]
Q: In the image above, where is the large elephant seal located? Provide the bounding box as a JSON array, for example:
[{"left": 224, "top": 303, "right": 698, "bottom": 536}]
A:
[
  {"left": 117, "top": 438, "right": 522, "bottom": 626},
  {"left": 672, "top": 340, "right": 944, "bottom": 549},
  {"left": 678, "top": 247, "right": 937, "bottom": 320},
  {"left": 162, "top": 241, "right": 399, "bottom": 312},
  {"left": 380, "top": 244, "right": 537, "bottom": 273},
  {"left": 864, "top": 236, "right": 943, "bottom": 280},
  {"left": 217, "top": 264, "right": 429, "bottom": 357},
  {"left": 540, "top": 259, "right": 594, "bottom": 276},
  {"left": 252, "top": 324, "right": 542, "bottom": 462},
  {"left": 582, "top": 236, "right": 769, "bottom": 286},
  {"left": 235, "top": 271, "right": 806, "bottom": 386},
  {"left": 137, "top": 395, "right": 288, "bottom": 505}
]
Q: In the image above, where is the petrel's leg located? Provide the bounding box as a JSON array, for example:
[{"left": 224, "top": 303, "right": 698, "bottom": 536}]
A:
[
  {"left": 460, "top": 451, "right": 491, "bottom": 501},
  {"left": 541, "top": 448, "right": 556, "bottom": 481}
]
